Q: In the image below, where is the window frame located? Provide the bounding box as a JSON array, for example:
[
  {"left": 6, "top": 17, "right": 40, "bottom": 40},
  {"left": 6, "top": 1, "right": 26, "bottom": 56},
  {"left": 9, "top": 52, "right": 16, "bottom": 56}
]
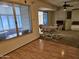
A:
[{"left": 0, "top": 1, "right": 32, "bottom": 40}]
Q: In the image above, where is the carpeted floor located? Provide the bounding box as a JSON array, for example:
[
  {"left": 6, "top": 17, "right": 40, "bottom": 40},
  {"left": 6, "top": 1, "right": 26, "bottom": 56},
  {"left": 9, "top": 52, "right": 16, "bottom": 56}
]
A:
[{"left": 42, "top": 30, "right": 79, "bottom": 48}]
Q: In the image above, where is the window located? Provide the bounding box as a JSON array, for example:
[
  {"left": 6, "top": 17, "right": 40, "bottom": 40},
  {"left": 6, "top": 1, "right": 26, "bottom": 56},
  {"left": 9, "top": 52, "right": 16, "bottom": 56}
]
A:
[
  {"left": 15, "top": 5, "right": 31, "bottom": 35},
  {"left": 0, "top": 2, "right": 32, "bottom": 40},
  {"left": 38, "top": 11, "right": 48, "bottom": 25},
  {"left": 1, "top": 16, "right": 9, "bottom": 30},
  {"left": 0, "top": 17, "right": 3, "bottom": 31},
  {"left": 43, "top": 12, "right": 48, "bottom": 25},
  {"left": 38, "top": 11, "right": 48, "bottom": 34},
  {"left": 8, "top": 16, "right": 16, "bottom": 29},
  {"left": 16, "top": 16, "right": 22, "bottom": 29}
]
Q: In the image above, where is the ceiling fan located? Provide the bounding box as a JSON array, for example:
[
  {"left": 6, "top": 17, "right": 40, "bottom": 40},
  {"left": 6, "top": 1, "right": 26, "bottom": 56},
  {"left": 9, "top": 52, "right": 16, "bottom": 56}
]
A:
[{"left": 63, "top": 1, "right": 73, "bottom": 9}]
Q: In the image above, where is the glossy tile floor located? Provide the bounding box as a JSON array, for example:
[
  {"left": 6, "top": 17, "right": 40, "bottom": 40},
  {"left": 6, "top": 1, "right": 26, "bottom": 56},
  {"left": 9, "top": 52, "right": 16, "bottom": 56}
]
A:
[{"left": 3, "top": 38, "right": 79, "bottom": 59}]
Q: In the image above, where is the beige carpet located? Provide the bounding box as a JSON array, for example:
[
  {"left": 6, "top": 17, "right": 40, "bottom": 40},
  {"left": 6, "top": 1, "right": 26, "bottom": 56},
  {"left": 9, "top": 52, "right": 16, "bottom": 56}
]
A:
[{"left": 43, "top": 31, "right": 79, "bottom": 48}]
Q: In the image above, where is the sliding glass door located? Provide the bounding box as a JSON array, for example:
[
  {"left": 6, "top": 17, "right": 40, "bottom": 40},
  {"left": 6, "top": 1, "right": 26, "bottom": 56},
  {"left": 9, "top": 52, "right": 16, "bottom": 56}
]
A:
[{"left": 0, "top": 2, "right": 32, "bottom": 40}]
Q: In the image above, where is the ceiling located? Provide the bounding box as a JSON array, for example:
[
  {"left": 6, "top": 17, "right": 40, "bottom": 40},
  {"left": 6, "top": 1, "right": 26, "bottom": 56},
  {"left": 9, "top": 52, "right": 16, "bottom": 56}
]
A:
[{"left": 41, "top": 0, "right": 79, "bottom": 10}]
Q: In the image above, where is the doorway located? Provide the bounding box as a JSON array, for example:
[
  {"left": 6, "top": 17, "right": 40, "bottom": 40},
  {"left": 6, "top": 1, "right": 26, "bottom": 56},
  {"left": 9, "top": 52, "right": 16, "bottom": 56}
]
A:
[{"left": 38, "top": 11, "right": 48, "bottom": 34}]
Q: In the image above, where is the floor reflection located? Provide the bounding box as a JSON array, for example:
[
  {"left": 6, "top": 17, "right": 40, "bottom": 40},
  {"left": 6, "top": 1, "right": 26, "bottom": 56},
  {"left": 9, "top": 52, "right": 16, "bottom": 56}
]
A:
[
  {"left": 39, "top": 39, "right": 44, "bottom": 50},
  {"left": 61, "top": 50, "right": 65, "bottom": 56}
]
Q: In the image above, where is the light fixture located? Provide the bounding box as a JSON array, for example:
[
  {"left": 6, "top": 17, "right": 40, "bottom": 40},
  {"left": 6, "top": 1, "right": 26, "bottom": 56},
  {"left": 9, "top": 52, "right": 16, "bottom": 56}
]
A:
[{"left": 64, "top": 8, "right": 67, "bottom": 11}]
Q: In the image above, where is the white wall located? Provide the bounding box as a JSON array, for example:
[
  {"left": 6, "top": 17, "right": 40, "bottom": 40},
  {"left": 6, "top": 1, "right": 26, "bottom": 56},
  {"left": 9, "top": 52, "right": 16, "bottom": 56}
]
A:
[
  {"left": 55, "top": 9, "right": 79, "bottom": 30},
  {"left": 71, "top": 10, "right": 79, "bottom": 30},
  {"left": 55, "top": 9, "right": 79, "bottom": 21},
  {"left": 55, "top": 9, "right": 66, "bottom": 21},
  {"left": 55, "top": 9, "right": 79, "bottom": 22},
  {"left": 71, "top": 25, "right": 79, "bottom": 30},
  {"left": 72, "top": 10, "right": 79, "bottom": 21}
]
